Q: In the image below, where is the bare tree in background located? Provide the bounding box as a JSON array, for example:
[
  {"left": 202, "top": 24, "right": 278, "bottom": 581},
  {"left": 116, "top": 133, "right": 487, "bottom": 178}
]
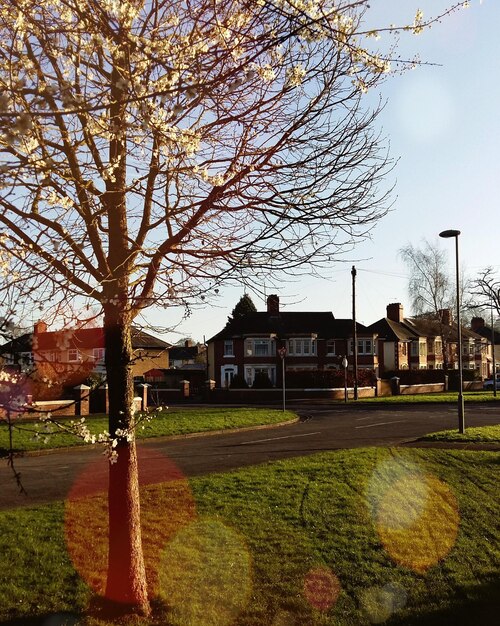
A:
[
  {"left": 469, "top": 267, "right": 500, "bottom": 321},
  {"left": 0, "top": 0, "right": 469, "bottom": 616},
  {"left": 400, "top": 238, "right": 473, "bottom": 369},
  {"left": 399, "top": 240, "right": 454, "bottom": 316}
]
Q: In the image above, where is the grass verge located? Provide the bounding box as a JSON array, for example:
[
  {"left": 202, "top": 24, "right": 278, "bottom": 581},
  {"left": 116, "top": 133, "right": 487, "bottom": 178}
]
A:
[
  {"left": 419, "top": 424, "right": 500, "bottom": 443},
  {"left": 1, "top": 447, "right": 499, "bottom": 625},
  {"left": 0, "top": 408, "right": 297, "bottom": 454},
  {"left": 355, "top": 391, "right": 499, "bottom": 404}
]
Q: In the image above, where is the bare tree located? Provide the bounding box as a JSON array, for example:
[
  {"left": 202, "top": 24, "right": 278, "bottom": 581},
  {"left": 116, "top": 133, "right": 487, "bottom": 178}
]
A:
[
  {"left": 399, "top": 240, "right": 453, "bottom": 317},
  {"left": 400, "top": 238, "right": 474, "bottom": 369},
  {"left": 469, "top": 267, "right": 500, "bottom": 320},
  {"left": 0, "top": 0, "right": 468, "bottom": 616}
]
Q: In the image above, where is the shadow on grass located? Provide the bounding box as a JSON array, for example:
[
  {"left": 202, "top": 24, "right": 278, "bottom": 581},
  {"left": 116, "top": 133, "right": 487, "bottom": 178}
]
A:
[
  {"left": 388, "top": 577, "right": 500, "bottom": 626},
  {"left": 0, "top": 613, "right": 80, "bottom": 626}
]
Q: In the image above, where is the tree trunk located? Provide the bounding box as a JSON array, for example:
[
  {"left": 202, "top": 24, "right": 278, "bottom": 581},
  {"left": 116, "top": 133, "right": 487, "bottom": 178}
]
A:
[{"left": 103, "top": 307, "right": 150, "bottom": 615}]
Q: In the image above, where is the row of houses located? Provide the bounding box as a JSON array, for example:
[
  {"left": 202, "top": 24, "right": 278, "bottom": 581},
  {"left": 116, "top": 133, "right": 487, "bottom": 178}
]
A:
[
  {"left": 1, "top": 294, "right": 498, "bottom": 392},
  {"left": 206, "top": 295, "right": 497, "bottom": 388},
  {"left": 0, "top": 323, "right": 205, "bottom": 393}
]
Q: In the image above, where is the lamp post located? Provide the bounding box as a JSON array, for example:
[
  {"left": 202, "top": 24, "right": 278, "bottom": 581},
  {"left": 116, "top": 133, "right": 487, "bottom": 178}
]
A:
[
  {"left": 439, "top": 229, "right": 465, "bottom": 433},
  {"left": 342, "top": 356, "right": 348, "bottom": 402}
]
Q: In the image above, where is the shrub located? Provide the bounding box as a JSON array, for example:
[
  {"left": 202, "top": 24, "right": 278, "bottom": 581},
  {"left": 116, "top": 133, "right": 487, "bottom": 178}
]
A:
[
  {"left": 230, "top": 374, "right": 249, "bottom": 389},
  {"left": 252, "top": 372, "right": 273, "bottom": 388}
]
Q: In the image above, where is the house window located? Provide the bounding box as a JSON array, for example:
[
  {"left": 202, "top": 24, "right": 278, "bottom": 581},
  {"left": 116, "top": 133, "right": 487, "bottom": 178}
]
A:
[
  {"left": 93, "top": 348, "right": 105, "bottom": 362},
  {"left": 68, "top": 349, "right": 81, "bottom": 362},
  {"left": 419, "top": 342, "right": 426, "bottom": 357},
  {"left": 410, "top": 342, "right": 418, "bottom": 357},
  {"left": 435, "top": 339, "right": 443, "bottom": 356},
  {"left": 288, "top": 338, "right": 317, "bottom": 356},
  {"left": 245, "top": 338, "right": 275, "bottom": 357},
  {"left": 350, "top": 339, "right": 375, "bottom": 355},
  {"left": 19, "top": 352, "right": 33, "bottom": 366},
  {"left": 223, "top": 340, "right": 234, "bottom": 357},
  {"left": 326, "top": 340, "right": 336, "bottom": 355},
  {"left": 245, "top": 365, "right": 276, "bottom": 387},
  {"left": 401, "top": 343, "right": 407, "bottom": 356}
]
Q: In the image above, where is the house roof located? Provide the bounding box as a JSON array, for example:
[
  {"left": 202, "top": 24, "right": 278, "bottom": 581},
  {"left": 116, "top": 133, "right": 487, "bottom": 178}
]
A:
[
  {"left": 208, "top": 312, "right": 373, "bottom": 341},
  {"left": 367, "top": 318, "right": 418, "bottom": 342},
  {"left": 368, "top": 315, "right": 485, "bottom": 343},
  {"left": 470, "top": 324, "right": 500, "bottom": 344},
  {"left": 0, "top": 325, "right": 169, "bottom": 353},
  {"left": 168, "top": 345, "right": 200, "bottom": 361}
]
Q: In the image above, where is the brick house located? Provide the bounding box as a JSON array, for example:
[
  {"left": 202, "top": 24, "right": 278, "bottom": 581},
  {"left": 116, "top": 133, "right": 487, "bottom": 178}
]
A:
[
  {"left": 369, "top": 303, "right": 488, "bottom": 376},
  {"left": 470, "top": 317, "right": 500, "bottom": 377},
  {"left": 207, "top": 295, "right": 378, "bottom": 388},
  {"left": 0, "top": 321, "right": 170, "bottom": 382}
]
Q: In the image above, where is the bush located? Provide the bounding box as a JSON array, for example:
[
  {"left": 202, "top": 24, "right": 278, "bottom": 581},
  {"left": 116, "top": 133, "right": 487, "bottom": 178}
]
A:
[
  {"left": 252, "top": 372, "right": 273, "bottom": 388},
  {"left": 230, "top": 374, "right": 249, "bottom": 389},
  {"left": 286, "top": 369, "right": 376, "bottom": 389}
]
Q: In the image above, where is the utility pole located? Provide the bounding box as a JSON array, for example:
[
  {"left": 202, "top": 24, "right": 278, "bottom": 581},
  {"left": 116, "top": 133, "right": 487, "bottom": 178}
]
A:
[
  {"left": 491, "top": 306, "right": 497, "bottom": 397},
  {"left": 352, "top": 265, "right": 358, "bottom": 400}
]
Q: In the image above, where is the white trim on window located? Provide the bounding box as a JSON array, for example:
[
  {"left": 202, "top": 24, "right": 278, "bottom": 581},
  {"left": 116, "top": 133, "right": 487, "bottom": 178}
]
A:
[{"left": 288, "top": 338, "right": 317, "bottom": 356}]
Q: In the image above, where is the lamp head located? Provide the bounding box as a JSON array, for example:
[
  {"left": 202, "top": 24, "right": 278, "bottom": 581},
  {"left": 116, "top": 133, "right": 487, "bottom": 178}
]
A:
[{"left": 439, "top": 229, "right": 461, "bottom": 238}]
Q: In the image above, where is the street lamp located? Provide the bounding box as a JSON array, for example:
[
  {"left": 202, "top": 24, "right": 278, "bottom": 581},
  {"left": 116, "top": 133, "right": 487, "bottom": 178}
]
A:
[{"left": 439, "top": 229, "right": 465, "bottom": 433}]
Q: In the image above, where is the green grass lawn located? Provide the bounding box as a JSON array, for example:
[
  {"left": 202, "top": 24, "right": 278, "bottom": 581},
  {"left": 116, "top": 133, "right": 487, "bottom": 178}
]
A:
[
  {"left": 0, "top": 408, "right": 297, "bottom": 453},
  {"left": 420, "top": 424, "right": 500, "bottom": 443},
  {"left": 1, "top": 447, "right": 499, "bottom": 625},
  {"left": 355, "top": 391, "right": 499, "bottom": 404}
]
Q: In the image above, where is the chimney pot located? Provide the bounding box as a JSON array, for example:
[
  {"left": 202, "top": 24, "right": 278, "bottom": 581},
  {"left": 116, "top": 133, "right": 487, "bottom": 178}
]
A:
[
  {"left": 267, "top": 294, "right": 280, "bottom": 315},
  {"left": 34, "top": 320, "right": 47, "bottom": 334},
  {"left": 471, "top": 317, "right": 484, "bottom": 332},
  {"left": 386, "top": 303, "right": 404, "bottom": 323}
]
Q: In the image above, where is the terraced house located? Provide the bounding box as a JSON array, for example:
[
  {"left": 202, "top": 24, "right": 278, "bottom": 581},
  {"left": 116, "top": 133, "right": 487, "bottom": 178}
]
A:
[
  {"left": 368, "top": 303, "right": 488, "bottom": 376},
  {"left": 207, "top": 295, "right": 378, "bottom": 388}
]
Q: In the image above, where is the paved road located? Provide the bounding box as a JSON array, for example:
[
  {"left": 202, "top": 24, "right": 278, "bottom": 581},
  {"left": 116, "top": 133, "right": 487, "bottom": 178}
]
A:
[{"left": 1, "top": 403, "right": 499, "bottom": 510}]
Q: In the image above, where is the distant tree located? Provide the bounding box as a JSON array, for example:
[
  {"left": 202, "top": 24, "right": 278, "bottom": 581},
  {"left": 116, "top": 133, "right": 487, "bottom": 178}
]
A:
[
  {"left": 468, "top": 267, "right": 500, "bottom": 322},
  {"left": 399, "top": 239, "right": 473, "bottom": 369},
  {"left": 399, "top": 240, "right": 453, "bottom": 317},
  {"left": 229, "top": 294, "right": 257, "bottom": 322}
]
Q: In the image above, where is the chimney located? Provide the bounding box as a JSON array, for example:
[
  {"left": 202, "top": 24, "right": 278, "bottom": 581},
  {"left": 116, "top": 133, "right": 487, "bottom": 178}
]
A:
[
  {"left": 471, "top": 317, "right": 484, "bottom": 332},
  {"left": 184, "top": 339, "right": 193, "bottom": 348},
  {"left": 386, "top": 303, "right": 404, "bottom": 323},
  {"left": 34, "top": 320, "right": 47, "bottom": 334},
  {"left": 267, "top": 294, "right": 280, "bottom": 315},
  {"left": 439, "top": 309, "right": 453, "bottom": 326}
]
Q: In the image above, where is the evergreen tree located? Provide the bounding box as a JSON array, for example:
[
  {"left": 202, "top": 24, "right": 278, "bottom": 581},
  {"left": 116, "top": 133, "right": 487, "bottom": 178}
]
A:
[{"left": 229, "top": 294, "right": 257, "bottom": 322}]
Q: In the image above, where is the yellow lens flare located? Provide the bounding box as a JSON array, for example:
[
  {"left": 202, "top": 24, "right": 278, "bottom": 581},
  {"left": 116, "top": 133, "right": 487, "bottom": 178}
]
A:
[
  {"left": 303, "top": 566, "right": 341, "bottom": 612},
  {"left": 158, "top": 518, "right": 252, "bottom": 626},
  {"left": 64, "top": 447, "right": 196, "bottom": 601},
  {"left": 375, "top": 473, "right": 459, "bottom": 573}
]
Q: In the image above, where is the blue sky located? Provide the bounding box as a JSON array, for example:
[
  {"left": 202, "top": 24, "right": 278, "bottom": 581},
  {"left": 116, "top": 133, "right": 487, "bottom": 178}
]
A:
[{"left": 147, "top": 0, "right": 500, "bottom": 343}]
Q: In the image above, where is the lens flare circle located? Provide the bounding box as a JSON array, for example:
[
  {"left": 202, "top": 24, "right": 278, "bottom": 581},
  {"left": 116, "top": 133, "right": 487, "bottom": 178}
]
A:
[
  {"left": 64, "top": 446, "right": 196, "bottom": 601},
  {"left": 376, "top": 474, "right": 459, "bottom": 572},
  {"left": 359, "top": 583, "right": 407, "bottom": 624},
  {"left": 158, "top": 518, "right": 252, "bottom": 626},
  {"left": 303, "top": 566, "right": 341, "bottom": 612}
]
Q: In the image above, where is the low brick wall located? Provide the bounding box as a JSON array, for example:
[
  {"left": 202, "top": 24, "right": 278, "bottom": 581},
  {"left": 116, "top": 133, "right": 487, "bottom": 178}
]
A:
[
  {"left": 400, "top": 383, "right": 445, "bottom": 395},
  {"left": 206, "top": 387, "right": 376, "bottom": 404}
]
